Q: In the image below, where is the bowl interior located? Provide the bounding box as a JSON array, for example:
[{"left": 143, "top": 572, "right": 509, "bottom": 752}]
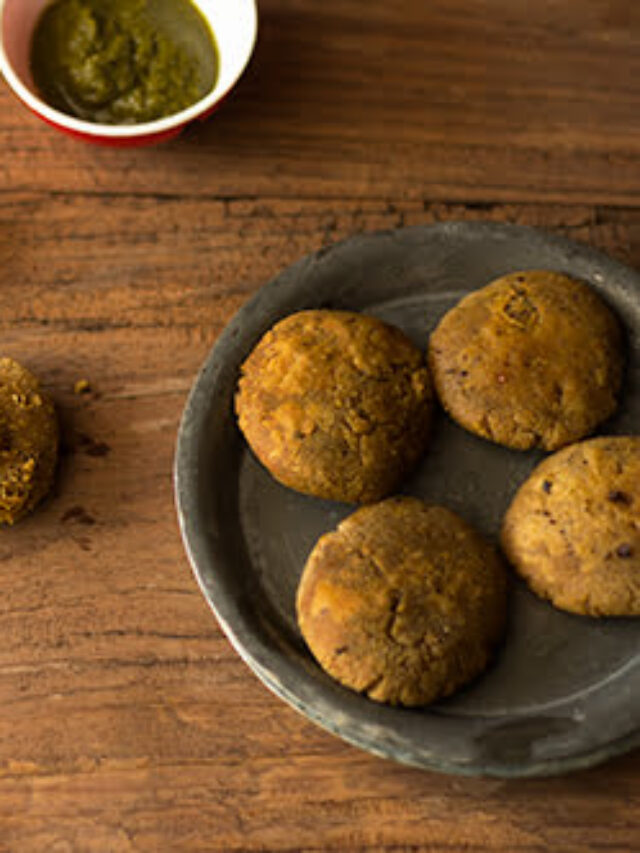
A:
[
  {"left": 0, "top": 0, "right": 257, "bottom": 135},
  {"left": 1, "top": 0, "right": 46, "bottom": 88}
]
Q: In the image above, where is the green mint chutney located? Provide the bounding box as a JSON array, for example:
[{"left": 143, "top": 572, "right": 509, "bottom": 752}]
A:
[{"left": 30, "top": 0, "right": 218, "bottom": 125}]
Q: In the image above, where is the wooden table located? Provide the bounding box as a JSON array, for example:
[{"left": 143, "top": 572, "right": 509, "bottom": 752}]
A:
[{"left": 0, "top": 1, "right": 639, "bottom": 850}]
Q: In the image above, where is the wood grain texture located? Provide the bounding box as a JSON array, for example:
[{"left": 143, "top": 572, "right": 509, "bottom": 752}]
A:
[
  {"left": 0, "top": 0, "right": 639, "bottom": 850},
  {"left": 0, "top": 196, "right": 638, "bottom": 853},
  {"left": 2, "top": 0, "right": 640, "bottom": 203}
]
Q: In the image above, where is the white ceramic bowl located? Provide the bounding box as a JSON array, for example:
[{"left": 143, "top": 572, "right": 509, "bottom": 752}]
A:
[{"left": 0, "top": 0, "right": 258, "bottom": 146}]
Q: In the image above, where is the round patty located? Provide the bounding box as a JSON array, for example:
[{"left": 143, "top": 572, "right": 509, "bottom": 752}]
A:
[
  {"left": 501, "top": 436, "right": 640, "bottom": 616},
  {"left": 428, "top": 270, "right": 624, "bottom": 451},
  {"left": 0, "top": 358, "right": 58, "bottom": 524},
  {"left": 235, "top": 310, "right": 433, "bottom": 503},
  {"left": 296, "top": 496, "right": 508, "bottom": 706}
]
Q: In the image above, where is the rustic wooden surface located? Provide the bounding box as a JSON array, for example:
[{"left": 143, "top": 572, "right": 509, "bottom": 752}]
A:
[{"left": 0, "top": 1, "right": 639, "bottom": 850}]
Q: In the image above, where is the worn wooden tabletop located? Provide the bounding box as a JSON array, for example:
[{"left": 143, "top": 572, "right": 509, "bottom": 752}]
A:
[{"left": 0, "top": 1, "right": 639, "bottom": 850}]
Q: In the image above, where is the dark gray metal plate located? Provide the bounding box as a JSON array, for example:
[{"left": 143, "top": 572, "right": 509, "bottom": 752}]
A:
[{"left": 175, "top": 222, "right": 640, "bottom": 777}]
